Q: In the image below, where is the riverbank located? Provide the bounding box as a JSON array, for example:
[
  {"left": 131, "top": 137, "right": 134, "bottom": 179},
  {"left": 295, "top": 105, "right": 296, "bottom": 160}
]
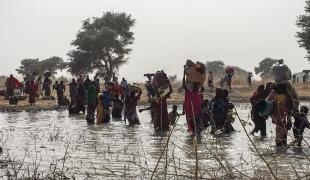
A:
[
  {"left": 0, "top": 98, "right": 58, "bottom": 112},
  {"left": 0, "top": 83, "right": 309, "bottom": 112}
]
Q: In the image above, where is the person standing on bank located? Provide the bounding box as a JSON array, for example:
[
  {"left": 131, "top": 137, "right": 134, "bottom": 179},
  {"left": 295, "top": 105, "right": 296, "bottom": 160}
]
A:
[
  {"left": 247, "top": 72, "right": 253, "bottom": 87},
  {"left": 208, "top": 71, "right": 214, "bottom": 92}
]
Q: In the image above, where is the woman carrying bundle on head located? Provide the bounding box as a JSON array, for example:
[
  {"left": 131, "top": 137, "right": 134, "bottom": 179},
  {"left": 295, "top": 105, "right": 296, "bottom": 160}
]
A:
[
  {"left": 267, "top": 83, "right": 294, "bottom": 147},
  {"left": 183, "top": 60, "right": 205, "bottom": 134},
  {"left": 268, "top": 60, "right": 298, "bottom": 147},
  {"left": 28, "top": 79, "right": 38, "bottom": 105},
  {"left": 150, "top": 71, "right": 172, "bottom": 131},
  {"left": 152, "top": 79, "right": 173, "bottom": 132},
  {"left": 225, "top": 66, "right": 234, "bottom": 91},
  {"left": 124, "top": 84, "right": 142, "bottom": 125}
]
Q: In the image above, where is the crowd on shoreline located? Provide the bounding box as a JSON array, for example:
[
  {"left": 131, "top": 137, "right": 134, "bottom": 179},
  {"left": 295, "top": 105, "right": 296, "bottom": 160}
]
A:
[{"left": 2, "top": 59, "right": 310, "bottom": 148}]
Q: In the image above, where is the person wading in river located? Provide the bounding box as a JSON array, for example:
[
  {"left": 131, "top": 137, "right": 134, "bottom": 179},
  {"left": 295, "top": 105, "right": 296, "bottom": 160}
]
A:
[
  {"left": 250, "top": 85, "right": 268, "bottom": 137},
  {"left": 96, "top": 88, "right": 111, "bottom": 124},
  {"left": 69, "top": 79, "right": 78, "bottom": 106},
  {"left": 168, "top": 105, "right": 182, "bottom": 126},
  {"left": 153, "top": 83, "right": 172, "bottom": 131},
  {"left": 112, "top": 95, "right": 124, "bottom": 119},
  {"left": 209, "top": 88, "right": 225, "bottom": 134},
  {"left": 183, "top": 66, "right": 203, "bottom": 134},
  {"left": 124, "top": 86, "right": 142, "bottom": 125},
  {"left": 222, "top": 89, "right": 235, "bottom": 133},
  {"left": 293, "top": 106, "right": 310, "bottom": 147},
  {"left": 76, "top": 84, "right": 86, "bottom": 114},
  {"left": 267, "top": 83, "right": 293, "bottom": 147}
]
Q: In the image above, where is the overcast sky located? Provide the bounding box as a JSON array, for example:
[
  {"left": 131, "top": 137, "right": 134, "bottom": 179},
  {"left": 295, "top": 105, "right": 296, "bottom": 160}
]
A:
[{"left": 0, "top": 0, "right": 309, "bottom": 81}]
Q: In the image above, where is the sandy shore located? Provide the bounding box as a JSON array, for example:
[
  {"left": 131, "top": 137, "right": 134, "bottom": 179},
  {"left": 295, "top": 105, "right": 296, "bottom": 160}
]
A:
[{"left": 0, "top": 83, "right": 309, "bottom": 112}]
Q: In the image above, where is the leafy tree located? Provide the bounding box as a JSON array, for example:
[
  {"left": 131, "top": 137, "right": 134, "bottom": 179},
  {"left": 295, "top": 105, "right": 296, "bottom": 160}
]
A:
[
  {"left": 16, "top": 57, "right": 65, "bottom": 76},
  {"left": 254, "top": 58, "right": 277, "bottom": 79},
  {"left": 16, "top": 58, "right": 40, "bottom": 76},
  {"left": 296, "top": 0, "right": 310, "bottom": 61},
  {"left": 205, "top": 61, "right": 225, "bottom": 76},
  {"left": 68, "top": 12, "right": 135, "bottom": 81},
  {"left": 233, "top": 66, "right": 249, "bottom": 78},
  {"left": 39, "top": 56, "right": 67, "bottom": 75}
]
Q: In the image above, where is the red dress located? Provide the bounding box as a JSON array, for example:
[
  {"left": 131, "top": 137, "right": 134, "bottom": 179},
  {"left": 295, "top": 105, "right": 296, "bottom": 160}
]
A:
[
  {"left": 28, "top": 81, "right": 38, "bottom": 104},
  {"left": 184, "top": 91, "right": 203, "bottom": 132}
]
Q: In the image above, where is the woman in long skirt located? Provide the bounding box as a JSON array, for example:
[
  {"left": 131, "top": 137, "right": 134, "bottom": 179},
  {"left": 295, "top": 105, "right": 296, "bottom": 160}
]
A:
[
  {"left": 153, "top": 83, "right": 172, "bottom": 131},
  {"left": 28, "top": 80, "right": 38, "bottom": 105}
]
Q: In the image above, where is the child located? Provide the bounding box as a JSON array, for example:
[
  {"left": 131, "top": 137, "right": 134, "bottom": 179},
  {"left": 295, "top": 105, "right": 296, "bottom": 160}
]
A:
[
  {"left": 293, "top": 106, "right": 309, "bottom": 147},
  {"left": 201, "top": 99, "right": 211, "bottom": 129},
  {"left": 222, "top": 89, "right": 235, "bottom": 133},
  {"left": 210, "top": 88, "right": 225, "bottom": 134},
  {"left": 168, "top": 105, "right": 182, "bottom": 126}
]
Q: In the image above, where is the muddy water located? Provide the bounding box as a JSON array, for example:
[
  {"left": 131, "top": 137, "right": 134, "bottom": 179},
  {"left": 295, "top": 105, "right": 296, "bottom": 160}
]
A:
[{"left": 0, "top": 103, "right": 309, "bottom": 179}]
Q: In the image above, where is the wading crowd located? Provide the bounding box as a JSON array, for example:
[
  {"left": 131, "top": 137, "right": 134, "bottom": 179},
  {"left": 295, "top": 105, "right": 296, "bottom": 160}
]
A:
[{"left": 3, "top": 59, "right": 310, "bottom": 148}]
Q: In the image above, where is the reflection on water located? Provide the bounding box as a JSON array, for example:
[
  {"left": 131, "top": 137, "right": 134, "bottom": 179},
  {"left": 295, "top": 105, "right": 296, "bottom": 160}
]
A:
[{"left": 0, "top": 103, "right": 309, "bottom": 179}]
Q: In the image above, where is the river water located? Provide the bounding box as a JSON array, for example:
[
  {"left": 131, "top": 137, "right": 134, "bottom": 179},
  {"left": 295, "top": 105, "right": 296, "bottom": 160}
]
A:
[{"left": 0, "top": 103, "right": 309, "bottom": 179}]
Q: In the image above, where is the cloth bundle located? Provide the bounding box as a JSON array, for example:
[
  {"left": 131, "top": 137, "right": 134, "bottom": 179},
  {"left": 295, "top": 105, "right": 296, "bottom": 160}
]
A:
[
  {"left": 271, "top": 60, "right": 292, "bottom": 82},
  {"left": 185, "top": 60, "right": 206, "bottom": 88},
  {"left": 127, "top": 84, "right": 141, "bottom": 93},
  {"left": 151, "top": 71, "right": 170, "bottom": 90}
]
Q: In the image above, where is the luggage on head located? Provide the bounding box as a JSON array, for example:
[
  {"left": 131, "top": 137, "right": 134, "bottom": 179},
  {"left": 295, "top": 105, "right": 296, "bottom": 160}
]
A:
[
  {"left": 44, "top": 72, "right": 52, "bottom": 78},
  {"left": 151, "top": 70, "right": 170, "bottom": 90},
  {"left": 184, "top": 60, "right": 206, "bottom": 89},
  {"left": 225, "top": 66, "right": 234, "bottom": 75},
  {"left": 127, "top": 84, "right": 141, "bottom": 94},
  {"left": 271, "top": 59, "right": 292, "bottom": 82}
]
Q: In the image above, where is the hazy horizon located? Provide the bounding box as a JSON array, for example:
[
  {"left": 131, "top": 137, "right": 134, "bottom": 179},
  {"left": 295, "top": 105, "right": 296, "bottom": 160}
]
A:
[{"left": 1, "top": 0, "right": 310, "bottom": 81}]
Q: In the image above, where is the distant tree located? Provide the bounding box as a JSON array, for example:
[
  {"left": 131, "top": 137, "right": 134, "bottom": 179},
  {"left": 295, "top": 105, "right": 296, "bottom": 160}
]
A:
[
  {"left": 39, "top": 56, "right": 67, "bottom": 75},
  {"left": 296, "top": 0, "right": 310, "bottom": 61},
  {"left": 68, "top": 12, "right": 135, "bottom": 81},
  {"left": 16, "top": 57, "right": 65, "bottom": 77},
  {"left": 254, "top": 58, "right": 277, "bottom": 79},
  {"left": 169, "top": 74, "right": 177, "bottom": 82},
  {"left": 205, "top": 61, "right": 225, "bottom": 76},
  {"left": 16, "top": 58, "right": 40, "bottom": 76},
  {"left": 232, "top": 66, "right": 249, "bottom": 78}
]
